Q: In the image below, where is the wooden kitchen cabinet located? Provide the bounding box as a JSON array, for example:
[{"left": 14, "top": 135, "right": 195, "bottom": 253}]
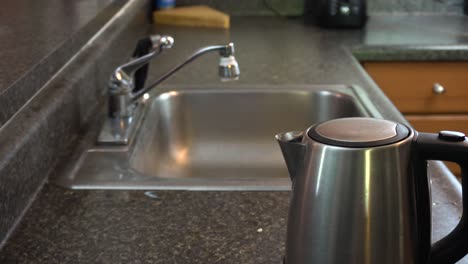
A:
[{"left": 363, "top": 61, "right": 468, "bottom": 176}]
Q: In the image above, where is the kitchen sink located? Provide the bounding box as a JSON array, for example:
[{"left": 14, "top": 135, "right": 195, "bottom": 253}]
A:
[{"left": 55, "top": 85, "right": 381, "bottom": 190}]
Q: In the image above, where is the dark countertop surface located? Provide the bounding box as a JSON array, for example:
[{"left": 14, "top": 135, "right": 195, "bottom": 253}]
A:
[
  {"left": 352, "top": 15, "right": 468, "bottom": 61},
  {"left": 0, "top": 0, "right": 125, "bottom": 127},
  {"left": 2, "top": 14, "right": 468, "bottom": 263},
  {"left": 0, "top": 185, "right": 289, "bottom": 264}
]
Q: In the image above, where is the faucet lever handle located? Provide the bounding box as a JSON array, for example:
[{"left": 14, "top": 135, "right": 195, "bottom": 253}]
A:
[
  {"left": 117, "top": 52, "right": 157, "bottom": 82},
  {"left": 112, "top": 35, "right": 175, "bottom": 88},
  {"left": 131, "top": 35, "right": 175, "bottom": 92}
]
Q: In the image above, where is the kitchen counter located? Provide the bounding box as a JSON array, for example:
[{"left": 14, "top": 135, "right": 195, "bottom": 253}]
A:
[
  {"left": 2, "top": 13, "right": 468, "bottom": 263},
  {"left": 0, "top": 185, "right": 289, "bottom": 263},
  {"left": 0, "top": 0, "right": 150, "bottom": 250},
  {"left": 0, "top": 0, "right": 128, "bottom": 127}
]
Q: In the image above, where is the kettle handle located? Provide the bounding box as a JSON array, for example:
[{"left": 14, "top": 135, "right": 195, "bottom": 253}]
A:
[{"left": 415, "top": 132, "right": 468, "bottom": 264}]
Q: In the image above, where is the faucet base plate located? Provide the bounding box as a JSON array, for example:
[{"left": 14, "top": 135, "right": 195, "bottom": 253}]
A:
[{"left": 97, "top": 103, "right": 145, "bottom": 146}]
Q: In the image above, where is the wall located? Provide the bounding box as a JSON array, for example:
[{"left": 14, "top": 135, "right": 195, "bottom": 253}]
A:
[{"left": 175, "top": 0, "right": 465, "bottom": 15}]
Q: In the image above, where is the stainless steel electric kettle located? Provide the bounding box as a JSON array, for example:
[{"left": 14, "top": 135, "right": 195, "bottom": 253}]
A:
[{"left": 276, "top": 117, "right": 468, "bottom": 264}]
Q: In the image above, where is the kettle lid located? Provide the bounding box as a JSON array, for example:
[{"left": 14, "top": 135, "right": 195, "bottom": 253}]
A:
[{"left": 307, "top": 117, "right": 410, "bottom": 147}]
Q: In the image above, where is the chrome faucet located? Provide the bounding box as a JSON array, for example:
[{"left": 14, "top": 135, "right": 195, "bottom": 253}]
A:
[
  {"left": 107, "top": 35, "right": 175, "bottom": 118},
  {"left": 98, "top": 35, "right": 240, "bottom": 145}
]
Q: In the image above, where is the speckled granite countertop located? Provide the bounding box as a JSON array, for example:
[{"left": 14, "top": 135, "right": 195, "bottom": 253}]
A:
[
  {"left": 352, "top": 15, "right": 468, "bottom": 61},
  {"left": 2, "top": 14, "right": 468, "bottom": 263},
  {"left": 0, "top": 0, "right": 126, "bottom": 127},
  {"left": 0, "top": 185, "right": 289, "bottom": 263}
]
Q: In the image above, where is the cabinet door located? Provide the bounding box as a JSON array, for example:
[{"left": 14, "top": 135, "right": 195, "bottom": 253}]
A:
[{"left": 363, "top": 62, "right": 468, "bottom": 114}]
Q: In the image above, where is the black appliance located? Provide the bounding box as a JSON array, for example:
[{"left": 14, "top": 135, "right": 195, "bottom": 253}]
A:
[{"left": 304, "top": 0, "right": 367, "bottom": 28}]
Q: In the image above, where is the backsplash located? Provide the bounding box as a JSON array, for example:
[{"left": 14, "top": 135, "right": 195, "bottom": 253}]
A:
[
  {"left": 177, "top": 0, "right": 303, "bottom": 15},
  {"left": 0, "top": 0, "right": 150, "bottom": 247},
  {"left": 175, "top": 0, "right": 464, "bottom": 15},
  {"left": 370, "top": 0, "right": 464, "bottom": 14}
]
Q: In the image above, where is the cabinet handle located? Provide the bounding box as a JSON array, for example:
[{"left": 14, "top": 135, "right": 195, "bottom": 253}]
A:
[{"left": 433, "top": 83, "right": 446, "bottom": 95}]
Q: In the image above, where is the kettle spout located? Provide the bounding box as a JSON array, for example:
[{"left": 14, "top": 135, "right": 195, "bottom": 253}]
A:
[{"left": 275, "top": 131, "right": 307, "bottom": 181}]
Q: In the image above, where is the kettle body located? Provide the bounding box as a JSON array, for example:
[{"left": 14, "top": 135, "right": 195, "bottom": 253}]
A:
[{"left": 277, "top": 117, "right": 468, "bottom": 264}]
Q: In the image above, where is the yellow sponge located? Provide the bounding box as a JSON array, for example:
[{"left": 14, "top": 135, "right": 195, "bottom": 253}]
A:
[{"left": 153, "top": 5, "right": 230, "bottom": 29}]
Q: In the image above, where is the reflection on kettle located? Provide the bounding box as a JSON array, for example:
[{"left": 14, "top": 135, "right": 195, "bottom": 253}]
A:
[{"left": 276, "top": 117, "right": 468, "bottom": 264}]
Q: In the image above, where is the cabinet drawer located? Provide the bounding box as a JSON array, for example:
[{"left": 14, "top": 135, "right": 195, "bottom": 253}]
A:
[
  {"left": 363, "top": 62, "right": 468, "bottom": 114},
  {"left": 406, "top": 114, "right": 468, "bottom": 134}
]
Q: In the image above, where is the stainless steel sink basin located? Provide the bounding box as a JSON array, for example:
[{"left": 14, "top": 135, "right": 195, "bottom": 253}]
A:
[{"left": 55, "top": 85, "right": 381, "bottom": 190}]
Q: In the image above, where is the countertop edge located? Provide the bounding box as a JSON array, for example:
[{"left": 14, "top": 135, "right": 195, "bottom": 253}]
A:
[{"left": 0, "top": 0, "right": 150, "bottom": 248}]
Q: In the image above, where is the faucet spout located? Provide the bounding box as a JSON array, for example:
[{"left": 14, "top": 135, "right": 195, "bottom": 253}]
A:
[{"left": 131, "top": 42, "right": 240, "bottom": 101}]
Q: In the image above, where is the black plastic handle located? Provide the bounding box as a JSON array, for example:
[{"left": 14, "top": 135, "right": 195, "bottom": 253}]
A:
[
  {"left": 415, "top": 132, "right": 468, "bottom": 264},
  {"left": 131, "top": 37, "right": 153, "bottom": 93}
]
